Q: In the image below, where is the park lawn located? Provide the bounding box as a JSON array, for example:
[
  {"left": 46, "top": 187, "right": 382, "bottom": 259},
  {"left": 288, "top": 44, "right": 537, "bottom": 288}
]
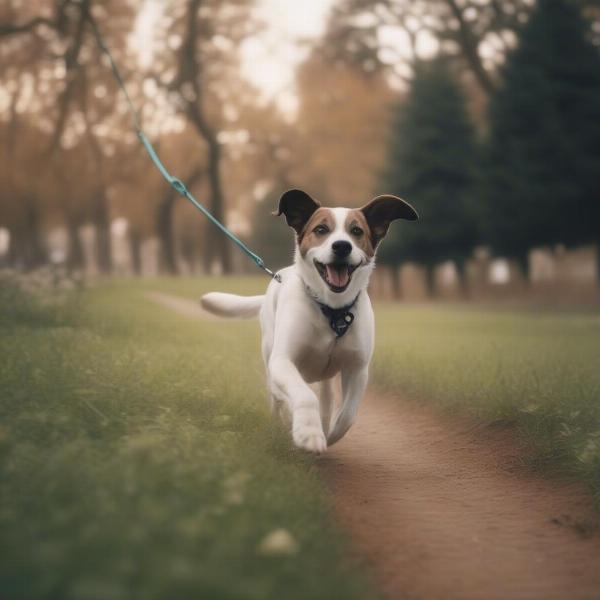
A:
[
  {"left": 0, "top": 279, "right": 373, "bottom": 600},
  {"left": 372, "top": 303, "right": 600, "bottom": 505},
  {"left": 140, "top": 276, "right": 600, "bottom": 504}
]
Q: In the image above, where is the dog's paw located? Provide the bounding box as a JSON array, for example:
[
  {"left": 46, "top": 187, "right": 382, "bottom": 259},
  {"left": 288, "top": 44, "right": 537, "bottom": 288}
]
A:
[{"left": 293, "top": 425, "right": 327, "bottom": 454}]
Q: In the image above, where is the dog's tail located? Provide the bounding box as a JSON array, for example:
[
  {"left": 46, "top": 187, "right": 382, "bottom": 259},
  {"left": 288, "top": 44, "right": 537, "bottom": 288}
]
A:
[{"left": 200, "top": 292, "right": 264, "bottom": 318}]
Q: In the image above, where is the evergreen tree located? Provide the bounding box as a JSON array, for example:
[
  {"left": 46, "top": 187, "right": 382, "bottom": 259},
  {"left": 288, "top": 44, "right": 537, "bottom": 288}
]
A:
[
  {"left": 379, "top": 58, "right": 479, "bottom": 295},
  {"left": 485, "top": 0, "right": 600, "bottom": 275}
]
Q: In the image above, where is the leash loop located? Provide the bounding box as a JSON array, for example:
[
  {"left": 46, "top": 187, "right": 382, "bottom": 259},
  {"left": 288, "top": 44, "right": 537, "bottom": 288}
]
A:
[
  {"left": 171, "top": 179, "right": 187, "bottom": 195},
  {"left": 89, "top": 19, "right": 281, "bottom": 283}
]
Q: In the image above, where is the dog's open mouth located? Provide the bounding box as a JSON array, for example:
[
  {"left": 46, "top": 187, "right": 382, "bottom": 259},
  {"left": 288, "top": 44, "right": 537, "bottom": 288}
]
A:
[{"left": 314, "top": 260, "right": 358, "bottom": 293}]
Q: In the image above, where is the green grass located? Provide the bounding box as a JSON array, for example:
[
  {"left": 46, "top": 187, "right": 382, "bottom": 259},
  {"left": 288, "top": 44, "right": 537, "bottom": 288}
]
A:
[
  {"left": 0, "top": 277, "right": 373, "bottom": 600},
  {"left": 142, "top": 277, "right": 600, "bottom": 504},
  {"left": 372, "top": 303, "right": 600, "bottom": 503},
  {"left": 4, "top": 273, "right": 599, "bottom": 599}
]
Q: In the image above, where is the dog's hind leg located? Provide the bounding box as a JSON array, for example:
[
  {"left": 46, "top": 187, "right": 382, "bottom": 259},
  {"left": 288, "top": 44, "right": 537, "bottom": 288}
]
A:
[
  {"left": 327, "top": 366, "right": 368, "bottom": 446},
  {"left": 319, "top": 377, "right": 337, "bottom": 438}
]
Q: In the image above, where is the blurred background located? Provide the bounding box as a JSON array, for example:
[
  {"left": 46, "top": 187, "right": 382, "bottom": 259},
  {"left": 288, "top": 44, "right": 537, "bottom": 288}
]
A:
[
  {"left": 1, "top": 0, "right": 600, "bottom": 304},
  {"left": 3, "top": 4, "right": 600, "bottom": 597}
]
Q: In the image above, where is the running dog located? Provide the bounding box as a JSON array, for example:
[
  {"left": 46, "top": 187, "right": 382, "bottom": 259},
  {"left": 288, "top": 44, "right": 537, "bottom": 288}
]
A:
[{"left": 201, "top": 189, "right": 418, "bottom": 453}]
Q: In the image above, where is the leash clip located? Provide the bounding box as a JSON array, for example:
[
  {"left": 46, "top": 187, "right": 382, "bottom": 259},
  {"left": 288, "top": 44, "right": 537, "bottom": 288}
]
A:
[{"left": 263, "top": 267, "right": 282, "bottom": 282}]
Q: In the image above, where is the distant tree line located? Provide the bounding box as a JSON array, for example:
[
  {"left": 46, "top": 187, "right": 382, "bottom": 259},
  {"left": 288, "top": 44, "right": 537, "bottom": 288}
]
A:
[
  {"left": 0, "top": 0, "right": 270, "bottom": 275},
  {"left": 2, "top": 0, "right": 600, "bottom": 283},
  {"left": 378, "top": 0, "right": 600, "bottom": 290}
]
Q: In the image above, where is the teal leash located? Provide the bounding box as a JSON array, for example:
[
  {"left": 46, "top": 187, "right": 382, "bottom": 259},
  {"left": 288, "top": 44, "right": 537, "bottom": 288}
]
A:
[{"left": 89, "top": 19, "right": 281, "bottom": 282}]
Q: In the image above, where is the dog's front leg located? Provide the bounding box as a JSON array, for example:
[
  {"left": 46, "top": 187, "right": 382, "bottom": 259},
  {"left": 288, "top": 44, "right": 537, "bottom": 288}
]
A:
[
  {"left": 269, "top": 357, "right": 327, "bottom": 453},
  {"left": 327, "top": 366, "right": 368, "bottom": 446}
]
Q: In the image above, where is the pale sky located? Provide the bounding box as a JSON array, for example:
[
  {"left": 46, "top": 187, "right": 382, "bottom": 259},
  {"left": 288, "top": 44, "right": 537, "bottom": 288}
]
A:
[
  {"left": 133, "top": 0, "right": 334, "bottom": 115},
  {"left": 239, "top": 0, "right": 334, "bottom": 113}
]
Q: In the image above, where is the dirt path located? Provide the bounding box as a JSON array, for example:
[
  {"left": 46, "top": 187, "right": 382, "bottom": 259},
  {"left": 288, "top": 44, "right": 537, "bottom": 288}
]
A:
[
  {"left": 149, "top": 292, "right": 600, "bottom": 600},
  {"left": 146, "top": 291, "right": 216, "bottom": 320},
  {"left": 320, "top": 393, "right": 600, "bottom": 600}
]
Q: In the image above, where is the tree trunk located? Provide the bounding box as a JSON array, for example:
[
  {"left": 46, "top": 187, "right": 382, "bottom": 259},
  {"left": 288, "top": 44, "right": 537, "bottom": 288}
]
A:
[
  {"left": 91, "top": 188, "right": 112, "bottom": 274},
  {"left": 179, "top": 236, "right": 196, "bottom": 273},
  {"left": 187, "top": 109, "right": 232, "bottom": 274},
  {"left": 155, "top": 166, "right": 205, "bottom": 275},
  {"left": 7, "top": 227, "right": 22, "bottom": 268},
  {"left": 595, "top": 242, "right": 600, "bottom": 287},
  {"left": 455, "top": 258, "right": 469, "bottom": 298},
  {"left": 129, "top": 228, "right": 142, "bottom": 276},
  {"left": 21, "top": 196, "right": 46, "bottom": 270},
  {"left": 156, "top": 194, "right": 177, "bottom": 274},
  {"left": 174, "top": 0, "right": 232, "bottom": 274},
  {"left": 8, "top": 227, "right": 45, "bottom": 271},
  {"left": 202, "top": 232, "right": 213, "bottom": 273},
  {"left": 65, "top": 218, "right": 84, "bottom": 272},
  {"left": 516, "top": 253, "right": 530, "bottom": 283},
  {"left": 205, "top": 139, "right": 232, "bottom": 273},
  {"left": 391, "top": 265, "right": 403, "bottom": 300},
  {"left": 425, "top": 263, "right": 437, "bottom": 298}
]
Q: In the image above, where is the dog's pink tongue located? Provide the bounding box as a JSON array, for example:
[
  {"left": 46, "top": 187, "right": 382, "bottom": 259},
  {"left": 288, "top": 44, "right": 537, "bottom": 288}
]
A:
[{"left": 326, "top": 265, "right": 349, "bottom": 288}]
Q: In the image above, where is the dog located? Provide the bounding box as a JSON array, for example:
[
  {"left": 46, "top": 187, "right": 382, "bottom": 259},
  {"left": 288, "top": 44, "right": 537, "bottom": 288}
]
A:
[{"left": 201, "top": 189, "right": 418, "bottom": 453}]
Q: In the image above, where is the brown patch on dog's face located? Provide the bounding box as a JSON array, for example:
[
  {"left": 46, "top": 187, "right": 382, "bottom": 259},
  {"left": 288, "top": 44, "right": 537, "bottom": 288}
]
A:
[
  {"left": 298, "top": 208, "right": 335, "bottom": 257},
  {"left": 345, "top": 210, "right": 375, "bottom": 259}
]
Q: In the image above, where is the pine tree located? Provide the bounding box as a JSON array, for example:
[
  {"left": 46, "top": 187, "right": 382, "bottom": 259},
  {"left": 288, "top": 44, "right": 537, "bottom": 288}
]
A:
[
  {"left": 485, "top": 0, "right": 600, "bottom": 275},
  {"left": 379, "top": 58, "right": 479, "bottom": 295}
]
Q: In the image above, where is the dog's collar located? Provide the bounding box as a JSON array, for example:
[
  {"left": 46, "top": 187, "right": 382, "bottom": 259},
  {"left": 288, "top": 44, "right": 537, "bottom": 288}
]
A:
[{"left": 305, "top": 286, "right": 360, "bottom": 338}]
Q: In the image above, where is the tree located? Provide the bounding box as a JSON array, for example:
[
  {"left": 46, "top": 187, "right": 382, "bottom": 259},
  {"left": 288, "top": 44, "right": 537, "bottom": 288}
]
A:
[
  {"left": 0, "top": 0, "right": 137, "bottom": 273},
  {"left": 292, "top": 54, "right": 395, "bottom": 207},
  {"left": 149, "top": 0, "right": 256, "bottom": 274},
  {"left": 379, "top": 58, "right": 479, "bottom": 295},
  {"left": 320, "top": 0, "right": 532, "bottom": 95},
  {"left": 319, "top": 0, "right": 600, "bottom": 101},
  {"left": 484, "top": 0, "right": 600, "bottom": 276},
  {"left": 0, "top": 1, "right": 263, "bottom": 274}
]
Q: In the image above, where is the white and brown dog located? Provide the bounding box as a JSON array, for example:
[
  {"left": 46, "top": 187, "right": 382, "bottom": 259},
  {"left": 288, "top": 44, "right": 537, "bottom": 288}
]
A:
[{"left": 201, "top": 189, "right": 418, "bottom": 453}]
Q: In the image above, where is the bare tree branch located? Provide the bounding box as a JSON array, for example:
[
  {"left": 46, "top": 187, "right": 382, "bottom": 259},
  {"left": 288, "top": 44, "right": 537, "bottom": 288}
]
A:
[
  {"left": 0, "top": 16, "right": 55, "bottom": 37},
  {"left": 46, "top": 0, "right": 91, "bottom": 155},
  {"left": 443, "top": 0, "right": 497, "bottom": 95}
]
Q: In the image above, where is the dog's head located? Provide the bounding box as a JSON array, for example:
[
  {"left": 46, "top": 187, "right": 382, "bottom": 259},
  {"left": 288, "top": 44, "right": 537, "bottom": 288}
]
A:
[{"left": 275, "top": 189, "right": 418, "bottom": 306}]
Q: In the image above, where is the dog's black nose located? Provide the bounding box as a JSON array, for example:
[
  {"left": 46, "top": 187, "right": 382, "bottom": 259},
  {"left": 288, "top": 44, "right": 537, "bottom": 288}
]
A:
[{"left": 332, "top": 240, "right": 352, "bottom": 258}]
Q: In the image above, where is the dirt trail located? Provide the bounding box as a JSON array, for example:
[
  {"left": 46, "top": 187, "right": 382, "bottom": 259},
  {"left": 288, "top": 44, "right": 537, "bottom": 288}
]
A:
[
  {"left": 146, "top": 291, "right": 216, "bottom": 320},
  {"left": 149, "top": 292, "right": 600, "bottom": 600},
  {"left": 321, "top": 393, "right": 600, "bottom": 600}
]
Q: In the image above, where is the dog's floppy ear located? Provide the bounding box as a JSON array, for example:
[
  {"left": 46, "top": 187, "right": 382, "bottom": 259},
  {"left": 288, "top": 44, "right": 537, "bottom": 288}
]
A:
[
  {"left": 360, "top": 194, "right": 418, "bottom": 247},
  {"left": 274, "top": 189, "right": 321, "bottom": 235}
]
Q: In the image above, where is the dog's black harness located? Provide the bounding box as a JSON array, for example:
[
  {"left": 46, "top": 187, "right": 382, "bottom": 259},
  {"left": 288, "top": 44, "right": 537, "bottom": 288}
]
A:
[{"left": 314, "top": 294, "right": 360, "bottom": 338}]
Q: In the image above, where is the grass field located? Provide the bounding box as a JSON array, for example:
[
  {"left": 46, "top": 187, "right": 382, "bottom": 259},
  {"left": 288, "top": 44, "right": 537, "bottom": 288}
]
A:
[
  {"left": 133, "top": 276, "right": 600, "bottom": 503},
  {"left": 373, "top": 303, "right": 600, "bottom": 504},
  {"left": 0, "top": 274, "right": 372, "bottom": 600},
  {"left": 2, "top": 273, "right": 600, "bottom": 598}
]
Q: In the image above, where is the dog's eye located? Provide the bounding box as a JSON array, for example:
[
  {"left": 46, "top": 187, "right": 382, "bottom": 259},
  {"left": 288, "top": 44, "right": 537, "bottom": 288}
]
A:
[
  {"left": 313, "top": 225, "right": 329, "bottom": 235},
  {"left": 350, "top": 226, "right": 364, "bottom": 237}
]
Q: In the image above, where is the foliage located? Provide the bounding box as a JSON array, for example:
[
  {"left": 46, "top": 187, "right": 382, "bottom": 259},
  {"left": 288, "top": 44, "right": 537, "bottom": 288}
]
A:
[
  {"left": 292, "top": 56, "right": 394, "bottom": 206},
  {"left": 373, "top": 303, "right": 600, "bottom": 506},
  {"left": 484, "top": 0, "right": 600, "bottom": 267},
  {"left": 379, "top": 58, "right": 479, "bottom": 284},
  {"left": 0, "top": 279, "right": 373, "bottom": 600},
  {"left": 320, "top": 0, "right": 535, "bottom": 94}
]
